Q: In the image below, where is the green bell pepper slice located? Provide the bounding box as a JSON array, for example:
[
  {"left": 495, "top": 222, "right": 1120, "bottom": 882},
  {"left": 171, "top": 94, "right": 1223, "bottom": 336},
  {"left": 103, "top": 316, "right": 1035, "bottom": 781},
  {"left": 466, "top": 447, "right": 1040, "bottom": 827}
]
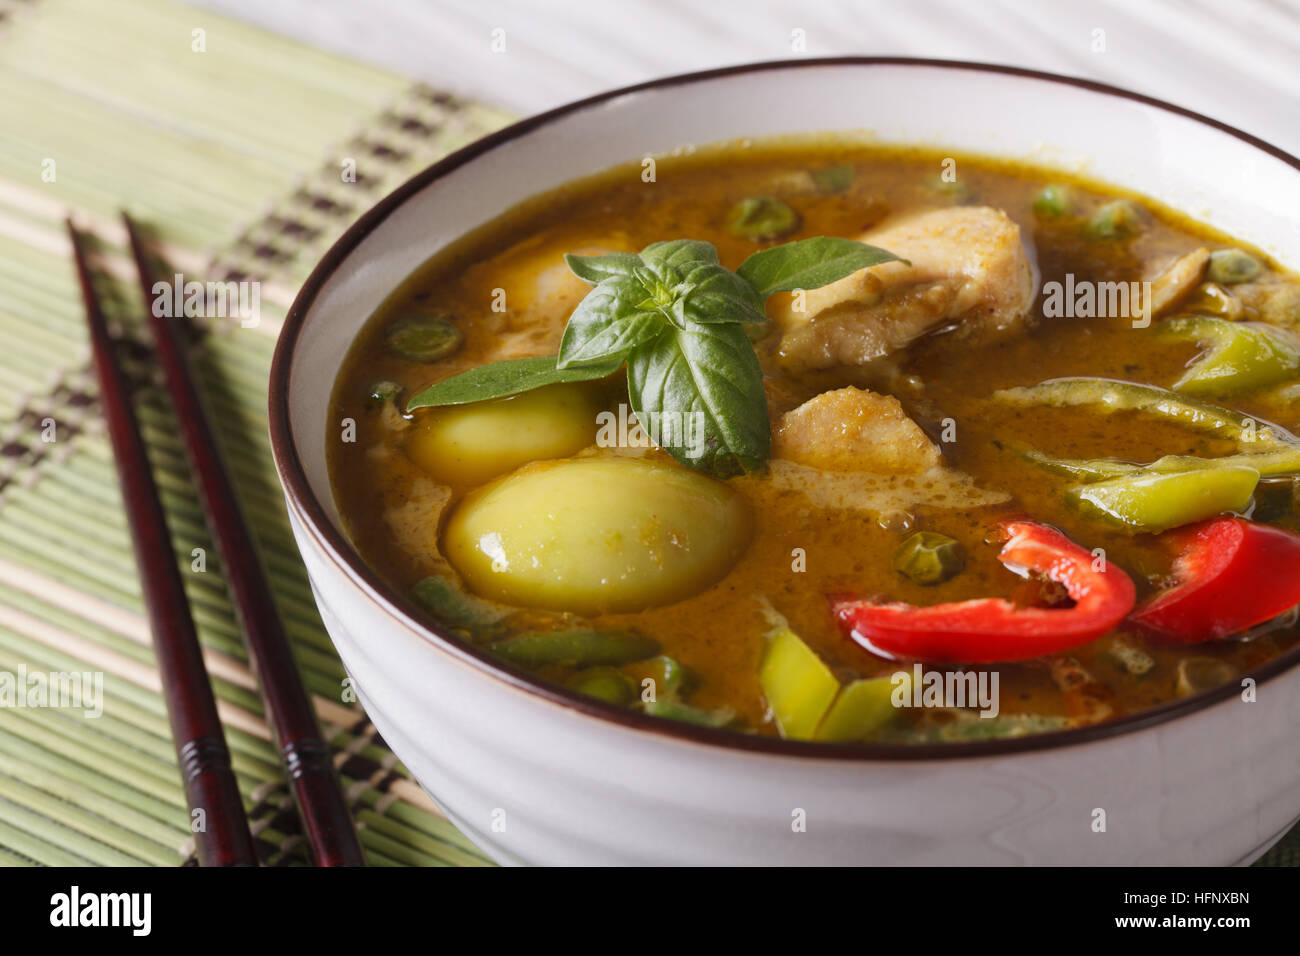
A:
[
  {"left": 1147, "top": 450, "right": 1300, "bottom": 478},
  {"left": 1021, "top": 446, "right": 1300, "bottom": 482},
  {"left": 759, "top": 626, "right": 841, "bottom": 740},
  {"left": 995, "top": 377, "right": 1298, "bottom": 447},
  {"left": 1161, "top": 316, "right": 1300, "bottom": 396},
  {"left": 1019, "top": 448, "right": 1141, "bottom": 481},
  {"left": 815, "top": 675, "right": 904, "bottom": 742},
  {"left": 1066, "top": 464, "right": 1259, "bottom": 533},
  {"left": 759, "top": 624, "right": 907, "bottom": 742}
]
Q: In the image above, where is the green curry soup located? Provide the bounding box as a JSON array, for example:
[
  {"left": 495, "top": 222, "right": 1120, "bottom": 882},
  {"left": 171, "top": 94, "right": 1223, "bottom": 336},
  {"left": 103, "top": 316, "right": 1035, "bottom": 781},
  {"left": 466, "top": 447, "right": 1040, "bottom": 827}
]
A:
[{"left": 328, "top": 138, "right": 1300, "bottom": 743}]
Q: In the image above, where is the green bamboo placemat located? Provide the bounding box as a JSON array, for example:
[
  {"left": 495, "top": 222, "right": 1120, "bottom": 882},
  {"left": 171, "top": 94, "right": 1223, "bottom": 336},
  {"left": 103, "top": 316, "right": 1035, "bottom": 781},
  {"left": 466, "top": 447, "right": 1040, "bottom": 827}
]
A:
[
  {"left": 0, "top": 0, "right": 511, "bottom": 866},
  {"left": 0, "top": 0, "right": 1295, "bottom": 868}
]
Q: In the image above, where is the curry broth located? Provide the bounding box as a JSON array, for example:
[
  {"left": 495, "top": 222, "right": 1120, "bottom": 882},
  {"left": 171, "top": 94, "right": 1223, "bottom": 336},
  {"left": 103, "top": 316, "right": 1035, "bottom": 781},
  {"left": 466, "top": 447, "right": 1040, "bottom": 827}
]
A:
[{"left": 329, "top": 139, "right": 1300, "bottom": 739}]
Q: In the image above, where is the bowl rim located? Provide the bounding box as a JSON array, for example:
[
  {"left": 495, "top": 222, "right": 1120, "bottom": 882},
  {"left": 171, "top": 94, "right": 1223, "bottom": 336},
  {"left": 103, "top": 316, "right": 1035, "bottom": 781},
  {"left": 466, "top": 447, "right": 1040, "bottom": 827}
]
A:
[{"left": 269, "top": 56, "right": 1300, "bottom": 762}]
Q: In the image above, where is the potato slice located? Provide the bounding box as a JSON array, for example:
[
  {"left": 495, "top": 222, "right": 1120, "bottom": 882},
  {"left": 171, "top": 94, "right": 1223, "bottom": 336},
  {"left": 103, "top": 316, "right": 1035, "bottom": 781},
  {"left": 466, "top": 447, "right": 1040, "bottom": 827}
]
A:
[{"left": 406, "top": 382, "right": 605, "bottom": 485}]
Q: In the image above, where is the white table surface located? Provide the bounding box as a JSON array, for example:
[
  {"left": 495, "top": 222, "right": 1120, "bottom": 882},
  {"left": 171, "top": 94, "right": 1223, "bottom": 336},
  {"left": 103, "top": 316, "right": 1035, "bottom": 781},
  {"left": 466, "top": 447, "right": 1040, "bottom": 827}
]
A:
[{"left": 192, "top": 0, "right": 1300, "bottom": 154}]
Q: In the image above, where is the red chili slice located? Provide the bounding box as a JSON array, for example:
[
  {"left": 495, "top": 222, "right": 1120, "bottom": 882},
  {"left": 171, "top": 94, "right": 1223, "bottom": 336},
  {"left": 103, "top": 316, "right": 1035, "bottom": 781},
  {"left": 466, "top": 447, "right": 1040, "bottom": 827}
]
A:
[
  {"left": 832, "top": 520, "right": 1136, "bottom": 663},
  {"left": 1130, "top": 517, "right": 1300, "bottom": 644}
]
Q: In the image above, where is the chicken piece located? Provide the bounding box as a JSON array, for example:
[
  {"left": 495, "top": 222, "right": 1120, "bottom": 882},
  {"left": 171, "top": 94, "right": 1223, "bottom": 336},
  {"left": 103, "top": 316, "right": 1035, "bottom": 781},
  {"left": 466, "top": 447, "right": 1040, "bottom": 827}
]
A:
[
  {"left": 1144, "top": 248, "right": 1208, "bottom": 318},
  {"left": 1257, "top": 282, "right": 1300, "bottom": 331},
  {"left": 770, "top": 206, "right": 1036, "bottom": 371},
  {"left": 772, "top": 386, "right": 941, "bottom": 475}
]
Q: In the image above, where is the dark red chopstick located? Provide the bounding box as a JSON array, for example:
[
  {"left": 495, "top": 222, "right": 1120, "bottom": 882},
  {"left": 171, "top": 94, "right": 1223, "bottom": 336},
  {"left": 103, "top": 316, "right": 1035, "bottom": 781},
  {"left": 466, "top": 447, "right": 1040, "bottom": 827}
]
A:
[
  {"left": 68, "top": 220, "right": 259, "bottom": 867},
  {"left": 122, "top": 214, "right": 366, "bottom": 867}
]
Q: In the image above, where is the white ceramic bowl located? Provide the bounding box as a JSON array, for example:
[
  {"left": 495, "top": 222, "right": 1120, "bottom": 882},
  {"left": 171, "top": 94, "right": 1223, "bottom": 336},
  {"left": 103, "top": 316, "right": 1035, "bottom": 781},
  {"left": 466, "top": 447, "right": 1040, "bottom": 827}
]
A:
[{"left": 270, "top": 59, "right": 1300, "bottom": 866}]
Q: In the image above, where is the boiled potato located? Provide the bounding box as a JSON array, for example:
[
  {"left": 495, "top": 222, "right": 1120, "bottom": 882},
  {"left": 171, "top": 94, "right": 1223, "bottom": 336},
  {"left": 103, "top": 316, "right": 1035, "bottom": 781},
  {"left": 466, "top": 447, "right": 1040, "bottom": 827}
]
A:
[
  {"left": 443, "top": 457, "right": 751, "bottom": 613},
  {"left": 498, "top": 234, "right": 634, "bottom": 317},
  {"left": 406, "top": 382, "right": 605, "bottom": 485}
]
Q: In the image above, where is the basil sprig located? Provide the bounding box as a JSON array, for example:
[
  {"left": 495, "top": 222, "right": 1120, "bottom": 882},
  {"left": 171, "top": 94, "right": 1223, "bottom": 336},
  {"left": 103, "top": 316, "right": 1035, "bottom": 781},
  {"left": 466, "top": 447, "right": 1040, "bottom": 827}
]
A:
[
  {"left": 406, "top": 236, "right": 901, "bottom": 477},
  {"left": 406, "top": 355, "right": 621, "bottom": 408},
  {"left": 736, "top": 236, "right": 904, "bottom": 298}
]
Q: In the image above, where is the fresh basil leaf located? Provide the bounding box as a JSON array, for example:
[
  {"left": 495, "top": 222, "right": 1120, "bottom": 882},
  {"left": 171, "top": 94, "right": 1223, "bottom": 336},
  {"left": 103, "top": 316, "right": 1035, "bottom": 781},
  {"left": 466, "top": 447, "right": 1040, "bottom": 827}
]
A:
[
  {"left": 626, "top": 322, "right": 769, "bottom": 478},
  {"left": 640, "top": 239, "right": 720, "bottom": 276},
  {"left": 672, "top": 261, "right": 768, "bottom": 327},
  {"left": 406, "top": 355, "right": 620, "bottom": 410},
  {"left": 564, "top": 252, "right": 644, "bottom": 285},
  {"left": 736, "top": 237, "right": 904, "bottom": 299},
  {"left": 558, "top": 277, "right": 665, "bottom": 368}
]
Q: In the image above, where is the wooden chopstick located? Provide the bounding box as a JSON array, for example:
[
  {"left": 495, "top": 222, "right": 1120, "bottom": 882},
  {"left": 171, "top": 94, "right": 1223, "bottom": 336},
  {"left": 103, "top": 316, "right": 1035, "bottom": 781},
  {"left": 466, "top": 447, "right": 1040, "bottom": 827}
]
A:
[
  {"left": 122, "top": 213, "right": 366, "bottom": 867},
  {"left": 68, "top": 219, "right": 260, "bottom": 867}
]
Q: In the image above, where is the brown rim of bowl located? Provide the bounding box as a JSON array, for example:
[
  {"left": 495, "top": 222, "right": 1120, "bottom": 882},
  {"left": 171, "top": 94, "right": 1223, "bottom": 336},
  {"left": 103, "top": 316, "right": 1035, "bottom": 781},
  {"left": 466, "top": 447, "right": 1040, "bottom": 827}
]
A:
[{"left": 269, "top": 56, "right": 1300, "bottom": 762}]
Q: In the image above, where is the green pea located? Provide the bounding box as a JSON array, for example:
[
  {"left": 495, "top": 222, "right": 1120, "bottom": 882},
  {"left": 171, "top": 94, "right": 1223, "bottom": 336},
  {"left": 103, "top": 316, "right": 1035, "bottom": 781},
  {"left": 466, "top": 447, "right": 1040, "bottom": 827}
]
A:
[
  {"left": 367, "top": 380, "right": 403, "bottom": 405},
  {"left": 1085, "top": 199, "right": 1144, "bottom": 240},
  {"left": 1207, "top": 248, "right": 1262, "bottom": 285},
  {"left": 487, "top": 629, "right": 659, "bottom": 668},
  {"left": 893, "top": 531, "right": 965, "bottom": 585},
  {"left": 810, "top": 164, "right": 853, "bottom": 194},
  {"left": 567, "top": 668, "right": 636, "bottom": 706},
  {"left": 1033, "top": 184, "right": 1074, "bottom": 218},
  {"left": 928, "top": 177, "right": 973, "bottom": 204},
  {"left": 384, "top": 311, "right": 462, "bottom": 361},
  {"left": 726, "top": 197, "right": 800, "bottom": 242}
]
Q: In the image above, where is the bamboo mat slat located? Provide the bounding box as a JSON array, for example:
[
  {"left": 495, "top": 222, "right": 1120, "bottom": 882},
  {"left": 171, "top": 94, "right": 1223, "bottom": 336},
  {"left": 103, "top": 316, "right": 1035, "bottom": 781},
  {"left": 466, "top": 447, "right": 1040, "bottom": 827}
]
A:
[{"left": 0, "top": 0, "right": 509, "bottom": 866}]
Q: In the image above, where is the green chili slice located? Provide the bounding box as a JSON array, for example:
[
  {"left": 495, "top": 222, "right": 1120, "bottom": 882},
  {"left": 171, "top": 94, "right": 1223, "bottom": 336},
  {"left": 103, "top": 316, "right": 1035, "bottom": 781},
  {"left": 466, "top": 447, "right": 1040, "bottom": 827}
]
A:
[
  {"left": 1066, "top": 465, "right": 1259, "bottom": 533},
  {"left": 994, "top": 377, "right": 1297, "bottom": 447}
]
